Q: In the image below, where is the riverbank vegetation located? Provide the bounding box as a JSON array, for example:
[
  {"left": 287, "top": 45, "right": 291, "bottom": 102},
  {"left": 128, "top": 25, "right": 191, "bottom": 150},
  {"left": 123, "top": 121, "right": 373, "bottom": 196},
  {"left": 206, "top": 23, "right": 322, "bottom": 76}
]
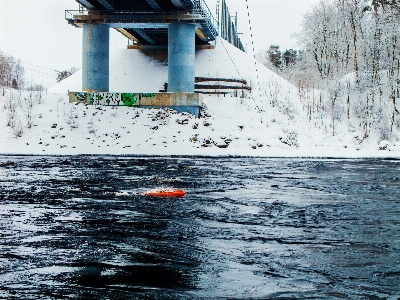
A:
[
  {"left": 259, "top": 0, "right": 400, "bottom": 141},
  {"left": 0, "top": 50, "right": 25, "bottom": 93}
]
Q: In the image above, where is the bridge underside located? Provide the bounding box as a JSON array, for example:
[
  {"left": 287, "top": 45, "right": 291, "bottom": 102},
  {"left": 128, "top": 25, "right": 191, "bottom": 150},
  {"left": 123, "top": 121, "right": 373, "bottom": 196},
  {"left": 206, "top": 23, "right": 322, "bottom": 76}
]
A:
[
  {"left": 66, "top": 0, "right": 243, "bottom": 116},
  {"left": 69, "top": 0, "right": 217, "bottom": 46},
  {"left": 77, "top": 0, "right": 195, "bottom": 11}
]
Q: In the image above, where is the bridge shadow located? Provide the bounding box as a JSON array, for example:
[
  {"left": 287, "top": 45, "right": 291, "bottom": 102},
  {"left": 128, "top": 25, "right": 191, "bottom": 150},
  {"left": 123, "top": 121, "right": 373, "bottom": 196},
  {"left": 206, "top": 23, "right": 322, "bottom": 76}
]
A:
[{"left": 141, "top": 49, "right": 168, "bottom": 65}]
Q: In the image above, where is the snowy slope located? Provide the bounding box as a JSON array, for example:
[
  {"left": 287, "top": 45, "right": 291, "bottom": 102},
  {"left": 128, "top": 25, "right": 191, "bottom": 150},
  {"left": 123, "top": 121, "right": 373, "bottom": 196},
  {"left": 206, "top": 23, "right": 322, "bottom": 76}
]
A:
[
  {"left": 48, "top": 38, "right": 285, "bottom": 93},
  {"left": 1, "top": 38, "right": 399, "bottom": 157}
]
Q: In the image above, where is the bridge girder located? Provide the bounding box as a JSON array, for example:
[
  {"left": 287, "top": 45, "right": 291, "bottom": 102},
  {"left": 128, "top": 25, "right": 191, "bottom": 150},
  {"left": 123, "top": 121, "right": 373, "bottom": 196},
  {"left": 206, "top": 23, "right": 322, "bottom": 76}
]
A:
[
  {"left": 145, "top": 0, "right": 162, "bottom": 10},
  {"left": 70, "top": 0, "right": 218, "bottom": 45},
  {"left": 97, "top": 0, "right": 114, "bottom": 10},
  {"left": 71, "top": 11, "right": 206, "bottom": 24},
  {"left": 170, "top": 0, "right": 187, "bottom": 9},
  {"left": 131, "top": 29, "right": 156, "bottom": 45},
  {"left": 76, "top": 0, "right": 95, "bottom": 10}
]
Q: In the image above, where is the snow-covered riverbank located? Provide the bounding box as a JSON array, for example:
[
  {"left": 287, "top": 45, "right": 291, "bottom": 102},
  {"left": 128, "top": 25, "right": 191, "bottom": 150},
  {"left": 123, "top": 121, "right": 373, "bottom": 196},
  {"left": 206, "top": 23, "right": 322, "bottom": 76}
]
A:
[{"left": 1, "top": 38, "right": 399, "bottom": 157}]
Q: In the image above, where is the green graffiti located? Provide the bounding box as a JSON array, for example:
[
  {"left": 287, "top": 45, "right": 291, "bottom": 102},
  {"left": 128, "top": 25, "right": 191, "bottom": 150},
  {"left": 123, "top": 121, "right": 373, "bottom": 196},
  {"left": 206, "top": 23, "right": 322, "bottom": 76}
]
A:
[
  {"left": 75, "top": 92, "right": 87, "bottom": 102},
  {"left": 106, "top": 94, "right": 114, "bottom": 105},
  {"left": 142, "top": 93, "right": 155, "bottom": 98},
  {"left": 88, "top": 93, "right": 94, "bottom": 105},
  {"left": 121, "top": 93, "right": 137, "bottom": 107},
  {"left": 75, "top": 92, "right": 152, "bottom": 106}
]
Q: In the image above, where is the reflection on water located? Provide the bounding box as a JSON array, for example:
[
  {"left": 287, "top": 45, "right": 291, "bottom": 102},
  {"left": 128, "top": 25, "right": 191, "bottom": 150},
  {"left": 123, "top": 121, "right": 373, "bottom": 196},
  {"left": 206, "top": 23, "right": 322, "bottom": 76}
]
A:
[{"left": 0, "top": 156, "right": 400, "bottom": 299}]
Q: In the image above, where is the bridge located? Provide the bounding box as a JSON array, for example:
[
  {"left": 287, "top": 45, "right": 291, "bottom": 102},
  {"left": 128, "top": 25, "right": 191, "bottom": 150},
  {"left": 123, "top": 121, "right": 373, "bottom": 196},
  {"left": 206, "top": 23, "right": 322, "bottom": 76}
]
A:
[
  {"left": 66, "top": 0, "right": 244, "bottom": 116},
  {"left": 67, "top": 0, "right": 219, "bottom": 47}
]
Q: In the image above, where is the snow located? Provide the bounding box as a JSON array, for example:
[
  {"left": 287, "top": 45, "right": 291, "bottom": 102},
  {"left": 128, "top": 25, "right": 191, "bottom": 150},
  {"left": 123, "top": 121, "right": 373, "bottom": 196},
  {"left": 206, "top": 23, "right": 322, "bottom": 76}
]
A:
[{"left": 1, "top": 37, "right": 399, "bottom": 158}]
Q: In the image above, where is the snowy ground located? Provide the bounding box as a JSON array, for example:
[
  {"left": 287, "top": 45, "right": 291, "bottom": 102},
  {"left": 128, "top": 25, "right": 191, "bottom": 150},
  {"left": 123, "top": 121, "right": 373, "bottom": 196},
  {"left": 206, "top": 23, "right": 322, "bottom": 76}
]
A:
[{"left": 1, "top": 38, "right": 399, "bottom": 157}]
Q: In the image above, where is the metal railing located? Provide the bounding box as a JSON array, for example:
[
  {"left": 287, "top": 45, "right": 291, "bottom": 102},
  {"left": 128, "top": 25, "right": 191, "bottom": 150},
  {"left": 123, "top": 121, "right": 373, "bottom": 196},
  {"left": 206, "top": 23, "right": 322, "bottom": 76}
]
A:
[
  {"left": 192, "top": 0, "right": 219, "bottom": 37},
  {"left": 65, "top": 9, "right": 89, "bottom": 21}
]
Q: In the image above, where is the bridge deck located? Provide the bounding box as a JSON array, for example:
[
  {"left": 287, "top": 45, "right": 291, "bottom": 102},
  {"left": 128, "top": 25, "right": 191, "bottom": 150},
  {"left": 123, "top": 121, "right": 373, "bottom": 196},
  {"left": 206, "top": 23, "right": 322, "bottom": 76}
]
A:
[{"left": 68, "top": 0, "right": 218, "bottom": 45}]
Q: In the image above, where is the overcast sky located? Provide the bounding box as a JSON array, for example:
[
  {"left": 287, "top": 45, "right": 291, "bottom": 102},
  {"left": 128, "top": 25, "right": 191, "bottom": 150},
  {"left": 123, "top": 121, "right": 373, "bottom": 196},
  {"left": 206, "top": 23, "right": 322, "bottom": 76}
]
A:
[{"left": 0, "top": 0, "right": 319, "bottom": 88}]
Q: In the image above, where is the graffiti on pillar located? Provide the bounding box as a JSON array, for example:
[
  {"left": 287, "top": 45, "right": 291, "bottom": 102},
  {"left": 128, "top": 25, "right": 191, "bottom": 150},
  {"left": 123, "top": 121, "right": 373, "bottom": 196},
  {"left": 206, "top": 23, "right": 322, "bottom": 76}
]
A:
[
  {"left": 75, "top": 92, "right": 87, "bottom": 102},
  {"left": 121, "top": 93, "right": 137, "bottom": 106},
  {"left": 94, "top": 93, "right": 104, "bottom": 105},
  {"left": 142, "top": 93, "right": 155, "bottom": 98},
  {"left": 71, "top": 92, "right": 157, "bottom": 106},
  {"left": 108, "top": 93, "right": 122, "bottom": 105},
  {"left": 89, "top": 93, "right": 94, "bottom": 105},
  {"left": 72, "top": 92, "right": 123, "bottom": 105}
]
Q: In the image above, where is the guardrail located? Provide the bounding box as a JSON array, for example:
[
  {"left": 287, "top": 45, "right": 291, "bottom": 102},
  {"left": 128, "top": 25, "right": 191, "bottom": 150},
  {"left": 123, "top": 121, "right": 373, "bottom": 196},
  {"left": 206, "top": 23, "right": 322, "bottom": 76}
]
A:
[
  {"left": 192, "top": 0, "right": 219, "bottom": 37},
  {"left": 218, "top": 0, "right": 244, "bottom": 51}
]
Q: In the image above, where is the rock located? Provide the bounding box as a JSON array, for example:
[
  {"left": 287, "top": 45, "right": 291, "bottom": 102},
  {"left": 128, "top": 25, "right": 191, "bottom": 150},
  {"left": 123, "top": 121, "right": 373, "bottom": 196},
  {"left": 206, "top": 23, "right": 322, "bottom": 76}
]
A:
[
  {"left": 0, "top": 161, "right": 17, "bottom": 168},
  {"left": 224, "top": 139, "right": 232, "bottom": 145},
  {"left": 279, "top": 131, "right": 298, "bottom": 147},
  {"left": 202, "top": 139, "right": 213, "bottom": 147},
  {"left": 379, "top": 140, "right": 389, "bottom": 150},
  {"left": 176, "top": 119, "right": 189, "bottom": 125}
]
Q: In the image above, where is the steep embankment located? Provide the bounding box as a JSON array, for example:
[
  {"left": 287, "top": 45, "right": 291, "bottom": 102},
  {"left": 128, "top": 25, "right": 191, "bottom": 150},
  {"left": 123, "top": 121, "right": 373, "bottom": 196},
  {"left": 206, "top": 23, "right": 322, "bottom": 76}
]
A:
[{"left": 1, "top": 38, "right": 399, "bottom": 157}]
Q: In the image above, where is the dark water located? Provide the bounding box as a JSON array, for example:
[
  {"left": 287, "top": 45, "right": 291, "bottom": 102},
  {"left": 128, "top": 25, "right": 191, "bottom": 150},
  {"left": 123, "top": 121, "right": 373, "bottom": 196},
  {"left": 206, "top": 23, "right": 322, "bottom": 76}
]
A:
[{"left": 0, "top": 156, "right": 399, "bottom": 299}]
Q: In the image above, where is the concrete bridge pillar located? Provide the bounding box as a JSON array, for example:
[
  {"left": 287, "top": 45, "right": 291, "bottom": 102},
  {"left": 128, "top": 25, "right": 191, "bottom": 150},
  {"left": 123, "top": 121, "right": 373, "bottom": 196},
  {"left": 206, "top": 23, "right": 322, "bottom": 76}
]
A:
[
  {"left": 168, "top": 23, "right": 196, "bottom": 93},
  {"left": 82, "top": 24, "right": 109, "bottom": 92}
]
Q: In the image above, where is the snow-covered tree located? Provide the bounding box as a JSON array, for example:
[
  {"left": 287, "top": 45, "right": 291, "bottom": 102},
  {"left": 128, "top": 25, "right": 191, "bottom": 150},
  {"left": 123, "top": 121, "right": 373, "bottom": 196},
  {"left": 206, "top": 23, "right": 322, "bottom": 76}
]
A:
[
  {"left": 267, "top": 45, "right": 283, "bottom": 69},
  {"left": 283, "top": 49, "right": 297, "bottom": 66},
  {"left": 259, "top": 0, "right": 400, "bottom": 141},
  {"left": 0, "top": 51, "right": 25, "bottom": 91}
]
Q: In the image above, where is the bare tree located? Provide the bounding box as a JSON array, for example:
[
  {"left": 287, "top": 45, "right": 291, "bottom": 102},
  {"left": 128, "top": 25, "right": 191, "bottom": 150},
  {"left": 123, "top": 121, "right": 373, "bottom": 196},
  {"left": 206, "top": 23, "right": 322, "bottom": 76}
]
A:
[
  {"left": 261, "top": 0, "right": 400, "bottom": 141},
  {"left": 0, "top": 50, "right": 25, "bottom": 91}
]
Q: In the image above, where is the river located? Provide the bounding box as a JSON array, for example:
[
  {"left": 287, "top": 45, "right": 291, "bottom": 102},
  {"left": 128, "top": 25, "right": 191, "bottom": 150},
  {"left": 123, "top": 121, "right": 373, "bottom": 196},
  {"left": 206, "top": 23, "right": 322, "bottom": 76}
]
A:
[{"left": 0, "top": 156, "right": 399, "bottom": 299}]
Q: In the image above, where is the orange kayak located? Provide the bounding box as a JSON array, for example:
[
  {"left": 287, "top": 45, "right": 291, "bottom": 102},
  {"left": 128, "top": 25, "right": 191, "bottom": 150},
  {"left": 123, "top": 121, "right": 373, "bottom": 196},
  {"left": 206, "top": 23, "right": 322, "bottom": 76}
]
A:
[{"left": 142, "top": 189, "right": 186, "bottom": 197}]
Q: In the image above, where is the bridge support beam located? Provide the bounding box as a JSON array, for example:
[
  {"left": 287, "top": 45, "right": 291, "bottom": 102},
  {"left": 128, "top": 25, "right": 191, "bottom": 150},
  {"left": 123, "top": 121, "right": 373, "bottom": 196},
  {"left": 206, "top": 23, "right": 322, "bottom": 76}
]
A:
[
  {"left": 168, "top": 23, "right": 196, "bottom": 93},
  {"left": 82, "top": 24, "right": 109, "bottom": 92}
]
